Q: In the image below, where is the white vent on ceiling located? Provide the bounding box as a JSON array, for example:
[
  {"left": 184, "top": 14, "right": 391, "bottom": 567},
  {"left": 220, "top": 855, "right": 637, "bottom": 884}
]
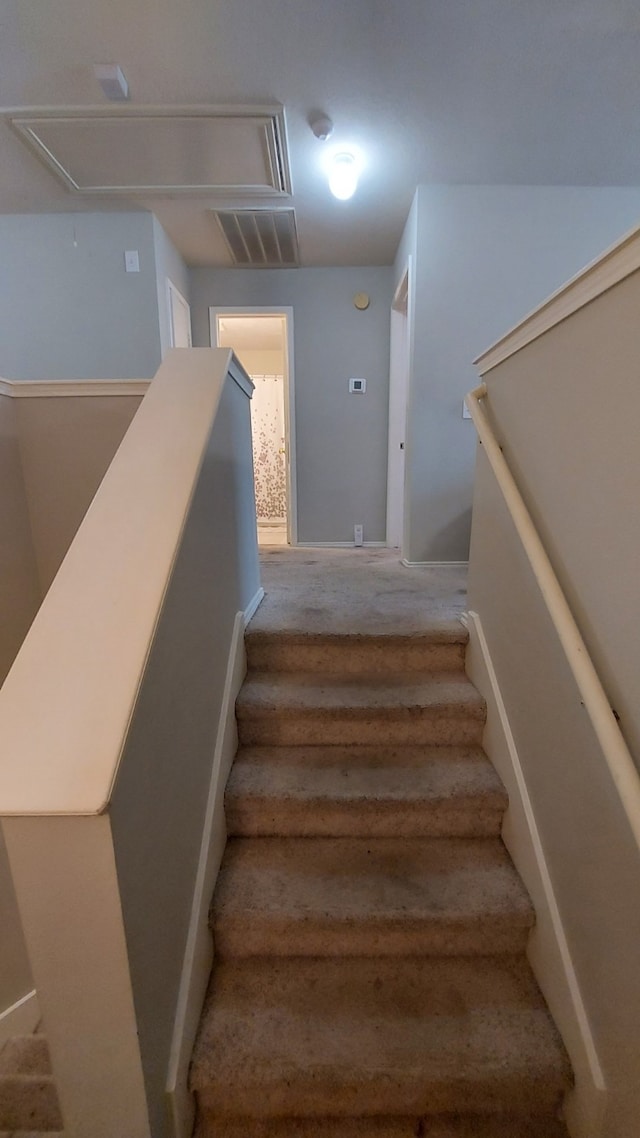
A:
[
  {"left": 214, "top": 209, "right": 299, "bottom": 267},
  {"left": 6, "top": 105, "right": 292, "bottom": 196}
]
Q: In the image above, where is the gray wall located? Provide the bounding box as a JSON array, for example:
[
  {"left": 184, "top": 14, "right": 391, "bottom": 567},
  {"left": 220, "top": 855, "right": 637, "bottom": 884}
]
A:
[
  {"left": 16, "top": 394, "right": 142, "bottom": 593},
  {"left": 0, "top": 395, "right": 41, "bottom": 684},
  {"left": 396, "top": 185, "right": 640, "bottom": 562},
  {"left": 190, "top": 266, "right": 394, "bottom": 544},
  {"left": 0, "top": 213, "right": 162, "bottom": 380},
  {"left": 152, "top": 217, "right": 191, "bottom": 360}
]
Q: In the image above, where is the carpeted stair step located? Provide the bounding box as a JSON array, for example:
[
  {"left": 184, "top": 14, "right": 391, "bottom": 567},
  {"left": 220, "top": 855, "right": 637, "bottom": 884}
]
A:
[
  {"left": 212, "top": 836, "right": 534, "bottom": 957},
  {"left": 0, "top": 1036, "right": 62, "bottom": 1132},
  {"left": 194, "top": 1114, "right": 570, "bottom": 1138},
  {"left": 236, "top": 673, "right": 486, "bottom": 747},
  {"left": 245, "top": 625, "right": 468, "bottom": 675},
  {"left": 225, "top": 745, "right": 507, "bottom": 837},
  {"left": 190, "top": 956, "right": 571, "bottom": 1120}
]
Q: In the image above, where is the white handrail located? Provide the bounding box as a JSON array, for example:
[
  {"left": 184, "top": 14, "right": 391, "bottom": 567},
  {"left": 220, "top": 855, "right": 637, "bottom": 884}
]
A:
[{"left": 465, "top": 381, "right": 640, "bottom": 851}]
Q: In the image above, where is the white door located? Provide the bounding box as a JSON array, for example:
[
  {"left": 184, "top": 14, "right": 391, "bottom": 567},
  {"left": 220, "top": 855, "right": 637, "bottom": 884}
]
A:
[
  {"left": 168, "top": 280, "right": 192, "bottom": 348},
  {"left": 210, "top": 307, "right": 297, "bottom": 546},
  {"left": 386, "top": 262, "right": 411, "bottom": 550}
]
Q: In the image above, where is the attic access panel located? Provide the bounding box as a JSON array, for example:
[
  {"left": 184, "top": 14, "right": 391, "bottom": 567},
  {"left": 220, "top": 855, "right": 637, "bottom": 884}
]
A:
[{"left": 8, "top": 106, "right": 292, "bottom": 196}]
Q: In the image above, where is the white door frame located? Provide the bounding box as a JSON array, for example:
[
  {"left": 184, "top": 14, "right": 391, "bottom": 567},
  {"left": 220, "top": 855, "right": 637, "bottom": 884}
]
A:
[
  {"left": 167, "top": 279, "right": 192, "bottom": 348},
  {"left": 209, "top": 306, "right": 298, "bottom": 545},
  {"left": 386, "top": 257, "right": 412, "bottom": 552}
]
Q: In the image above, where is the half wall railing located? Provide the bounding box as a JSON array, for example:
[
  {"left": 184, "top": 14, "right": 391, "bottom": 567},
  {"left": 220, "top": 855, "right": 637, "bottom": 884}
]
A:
[
  {"left": 0, "top": 348, "right": 262, "bottom": 1138},
  {"left": 465, "top": 381, "right": 640, "bottom": 852}
]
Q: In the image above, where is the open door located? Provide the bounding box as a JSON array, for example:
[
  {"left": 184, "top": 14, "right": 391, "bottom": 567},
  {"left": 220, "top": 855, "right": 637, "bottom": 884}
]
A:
[{"left": 210, "top": 306, "right": 297, "bottom": 546}]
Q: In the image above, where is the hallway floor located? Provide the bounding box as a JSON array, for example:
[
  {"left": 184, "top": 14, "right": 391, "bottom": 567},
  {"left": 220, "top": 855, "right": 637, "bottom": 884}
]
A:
[{"left": 253, "top": 548, "right": 468, "bottom": 635}]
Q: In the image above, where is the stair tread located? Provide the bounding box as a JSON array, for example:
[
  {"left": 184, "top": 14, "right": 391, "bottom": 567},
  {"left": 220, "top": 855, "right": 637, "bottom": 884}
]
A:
[
  {"left": 237, "top": 673, "right": 485, "bottom": 717},
  {"left": 0, "top": 1038, "right": 50, "bottom": 1078},
  {"left": 191, "top": 956, "right": 570, "bottom": 1115},
  {"left": 227, "top": 746, "right": 506, "bottom": 805},
  {"left": 213, "top": 836, "right": 533, "bottom": 929}
]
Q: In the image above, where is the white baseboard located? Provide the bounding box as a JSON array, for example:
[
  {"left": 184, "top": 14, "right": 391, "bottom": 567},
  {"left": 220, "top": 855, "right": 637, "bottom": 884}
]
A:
[
  {"left": 0, "top": 989, "right": 40, "bottom": 1045},
  {"left": 401, "top": 559, "right": 469, "bottom": 568},
  {"left": 244, "top": 586, "right": 265, "bottom": 626},
  {"left": 462, "top": 610, "right": 607, "bottom": 1138},
  {"left": 298, "top": 541, "right": 386, "bottom": 549},
  {"left": 166, "top": 610, "right": 247, "bottom": 1138}
]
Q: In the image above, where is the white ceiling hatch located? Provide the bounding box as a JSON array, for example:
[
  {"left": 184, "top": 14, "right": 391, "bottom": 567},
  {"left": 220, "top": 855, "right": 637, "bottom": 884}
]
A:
[{"left": 6, "top": 106, "right": 292, "bottom": 196}]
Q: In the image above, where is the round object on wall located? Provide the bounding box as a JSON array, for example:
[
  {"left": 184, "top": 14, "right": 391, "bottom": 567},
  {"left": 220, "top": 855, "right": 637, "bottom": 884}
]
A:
[{"left": 353, "top": 292, "right": 370, "bottom": 311}]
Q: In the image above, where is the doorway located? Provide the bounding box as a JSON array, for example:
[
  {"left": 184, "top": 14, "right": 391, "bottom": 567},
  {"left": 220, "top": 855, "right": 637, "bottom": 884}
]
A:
[
  {"left": 386, "top": 259, "right": 411, "bottom": 552},
  {"left": 210, "top": 307, "right": 296, "bottom": 546}
]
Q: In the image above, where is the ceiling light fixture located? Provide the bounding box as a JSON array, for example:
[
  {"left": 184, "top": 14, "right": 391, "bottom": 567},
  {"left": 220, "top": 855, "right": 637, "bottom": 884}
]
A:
[
  {"left": 328, "top": 152, "right": 358, "bottom": 201},
  {"left": 93, "top": 63, "right": 129, "bottom": 102}
]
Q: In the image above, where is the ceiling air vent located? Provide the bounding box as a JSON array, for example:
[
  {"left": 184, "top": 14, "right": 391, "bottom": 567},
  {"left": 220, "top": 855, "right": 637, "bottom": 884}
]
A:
[{"left": 214, "top": 209, "right": 299, "bottom": 267}]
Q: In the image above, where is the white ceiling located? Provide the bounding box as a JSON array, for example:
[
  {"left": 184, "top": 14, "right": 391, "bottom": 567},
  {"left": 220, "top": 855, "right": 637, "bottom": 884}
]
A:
[
  {"left": 2, "top": 0, "right": 640, "bottom": 267},
  {"left": 218, "top": 316, "right": 286, "bottom": 353}
]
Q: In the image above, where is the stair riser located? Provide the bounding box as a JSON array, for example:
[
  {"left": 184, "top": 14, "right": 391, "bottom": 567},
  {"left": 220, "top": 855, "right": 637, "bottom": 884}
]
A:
[
  {"left": 238, "top": 716, "right": 484, "bottom": 747},
  {"left": 246, "top": 641, "right": 466, "bottom": 674},
  {"left": 195, "top": 1115, "right": 570, "bottom": 1138},
  {"left": 0, "top": 1078, "right": 62, "bottom": 1131},
  {"left": 225, "top": 800, "right": 505, "bottom": 838},
  {"left": 213, "top": 918, "right": 532, "bottom": 958},
  {"left": 197, "top": 1078, "right": 565, "bottom": 1120}
]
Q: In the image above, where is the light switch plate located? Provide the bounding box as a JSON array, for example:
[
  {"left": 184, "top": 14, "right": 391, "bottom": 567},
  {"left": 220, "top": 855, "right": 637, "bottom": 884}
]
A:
[{"left": 124, "top": 250, "right": 140, "bottom": 272}]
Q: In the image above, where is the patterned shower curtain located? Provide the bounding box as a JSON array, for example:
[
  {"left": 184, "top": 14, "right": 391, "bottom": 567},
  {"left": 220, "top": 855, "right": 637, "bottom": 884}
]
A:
[{"left": 250, "top": 374, "right": 287, "bottom": 521}]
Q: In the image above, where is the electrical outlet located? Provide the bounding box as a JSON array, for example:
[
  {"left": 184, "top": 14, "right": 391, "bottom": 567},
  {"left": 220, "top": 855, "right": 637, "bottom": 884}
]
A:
[{"left": 354, "top": 524, "right": 363, "bottom": 546}]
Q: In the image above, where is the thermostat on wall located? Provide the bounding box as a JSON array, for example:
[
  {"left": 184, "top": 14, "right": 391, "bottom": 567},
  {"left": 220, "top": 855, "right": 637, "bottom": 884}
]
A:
[{"left": 349, "top": 377, "right": 366, "bottom": 394}]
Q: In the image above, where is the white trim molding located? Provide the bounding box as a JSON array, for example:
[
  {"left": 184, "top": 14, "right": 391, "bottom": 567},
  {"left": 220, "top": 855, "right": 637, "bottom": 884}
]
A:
[
  {"left": 0, "top": 989, "right": 41, "bottom": 1046},
  {"left": 244, "top": 587, "right": 265, "bottom": 626},
  {"left": 463, "top": 610, "right": 607, "bottom": 1138},
  {"left": 474, "top": 222, "right": 640, "bottom": 374},
  {"left": 300, "top": 541, "right": 386, "bottom": 549},
  {"left": 0, "top": 378, "right": 150, "bottom": 398},
  {"left": 166, "top": 610, "right": 247, "bottom": 1138},
  {"left": 401, "top": 559, "right": 469, "bottom": 569}
]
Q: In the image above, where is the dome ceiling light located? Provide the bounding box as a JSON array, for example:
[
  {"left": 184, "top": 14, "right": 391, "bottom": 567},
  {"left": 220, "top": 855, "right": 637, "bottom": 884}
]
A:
[
  {"left": 328, "top": 151, "right": 358, "bottom": 200},
  {"left": 309, "top": 113, "right": 361, "bottom": 201}
]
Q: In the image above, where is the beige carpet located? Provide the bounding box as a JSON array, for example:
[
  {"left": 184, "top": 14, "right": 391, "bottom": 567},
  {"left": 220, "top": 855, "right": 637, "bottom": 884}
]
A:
[
  {"left": 253, "top": 548, "right": 467, "bottom": 636},
  {"left": 191, "top": 548, "right": 570, "bottom": 1135}
]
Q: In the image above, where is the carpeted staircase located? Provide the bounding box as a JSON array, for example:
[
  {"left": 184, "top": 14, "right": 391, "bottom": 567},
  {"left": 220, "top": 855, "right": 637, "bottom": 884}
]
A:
[
  {"left": 191, "top": 619, "right": 571, "bottom": 1137},
  {"left": 0, "top": 1034, "right": 62, "bottom": 1136}
]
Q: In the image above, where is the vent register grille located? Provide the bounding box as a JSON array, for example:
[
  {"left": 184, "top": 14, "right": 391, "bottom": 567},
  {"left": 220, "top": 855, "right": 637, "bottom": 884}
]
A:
[{"left": 215, "top": 210, "right": 299, "bottom": 267}]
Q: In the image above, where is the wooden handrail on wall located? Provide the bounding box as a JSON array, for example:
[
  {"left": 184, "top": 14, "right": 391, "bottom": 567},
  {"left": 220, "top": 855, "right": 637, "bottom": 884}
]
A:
[{"left": 465, "top": 381, "right": 640, "bottom": 851}]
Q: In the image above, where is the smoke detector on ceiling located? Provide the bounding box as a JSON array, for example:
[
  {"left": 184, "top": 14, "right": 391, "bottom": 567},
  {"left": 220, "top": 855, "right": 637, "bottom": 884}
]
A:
[
  {"left": 93, "top": 64, "right": 129, "bottom": 102},
  {"left": 309, "top": 113, "right": 334, "bottom": 141}
]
